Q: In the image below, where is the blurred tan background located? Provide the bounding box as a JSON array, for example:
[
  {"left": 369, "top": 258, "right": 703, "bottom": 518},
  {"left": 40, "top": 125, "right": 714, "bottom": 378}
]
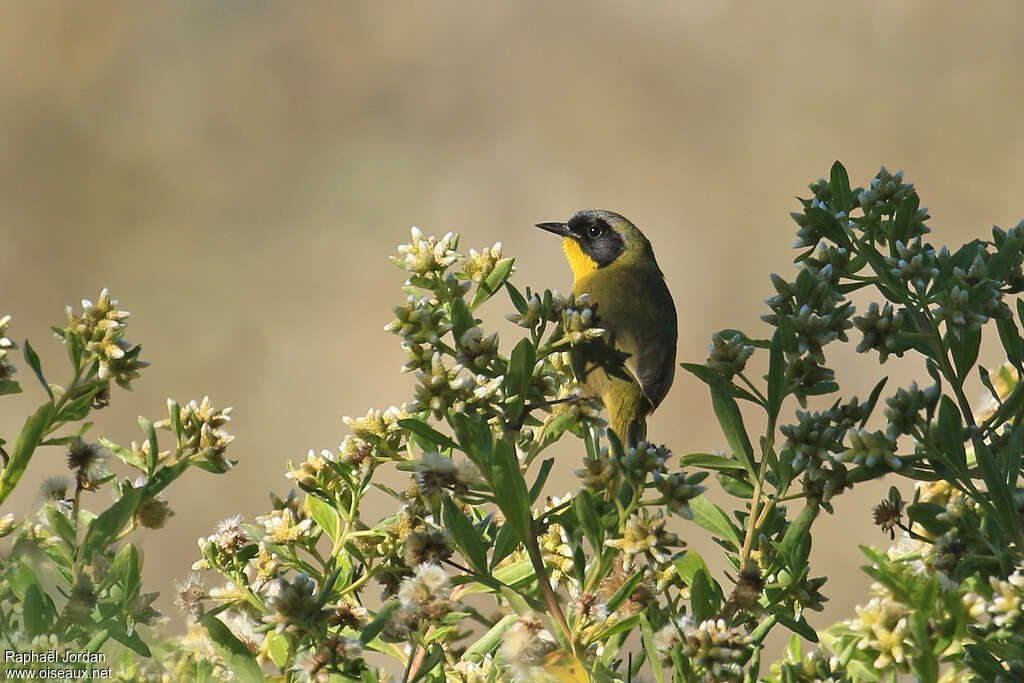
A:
[{"left": 3, "top": 0, "right": 1024, "bottom": 655}]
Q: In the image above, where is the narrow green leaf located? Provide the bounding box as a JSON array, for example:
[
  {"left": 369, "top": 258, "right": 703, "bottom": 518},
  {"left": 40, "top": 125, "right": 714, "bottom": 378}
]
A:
[
  {"left": 891, "top": 193, "right": 920, "bottom": 245},
  {"left": 689, "top": 568, "right": 715, "bottom": 622},
  {"left": 361, "top": 600, "right": 401, "bottom": 644},
  {"left": 0, "top": 401, "right": 56, "bottom": 505},
  {"left": 449, "top": 296, "right": 475, "bottom": 344},
  {"left": 398, "top": 418, "right": 460, "bottom": 451},
  {"left": 996, "top": 317, "right": 1023, "bottom": 369},
  {"left": 22, "top": 340, "right": 53, "bottom": 399},
  {"left": 829, "top": 161, "right": 853, "bottom": 214},
  {"left": 950, "top": 326, "right": 982, "bottom": 381},
  {"left": 81, "top": 486, "right": 144, "bottom": 561},
  {"left": 442, "top": 497, "right": 488, "bottom": 574},
  {"left": 606, "top": 570, "right": 644, "bottom": 613},
  {"left": 471, "top": 258, "right": 515, "bottom": 310},
  {"left": 23, "top": 583, "right": 57, "bottom": 637},
  {"left": 410, "top": 644, "right": 445, "bottom": 683},
  {"left": 527, "top": 457, "right": 554, "bottom": 504},
  {"left": 138, "top": 416, "right": 159, "bottom": 475},
  {"left": 503, "top": 338, "right": 535, "bottom": 424},
  {"left": 44, "top": 504, "right": 77, "bottom": 548},
  {"left": 490, "top": 522, "right": 519, "bottom": 570},
  {"left": 574, "top": 489, "right": 604, "bottom": 552},
  {"left": 766, "top": 330, "right": 785, "bottom": 424},
  {"left": 488, "top": 439, "right": 531, "bottom": 542},
  {"left": 688, "top": 496, "right": 743, "bottom": 551},
  {"left": 462, "top": 614, "right": 518, "bottom": 663},
  {"left": 974, "top": 440, "right": 1021, "bottom": 539},
  {"left": 640, "top": 614, "right": 665, "bottom": 683},
  {"left": 201, "top": 615, "right": 267, "bottom": 683},
  {"left": 775, "top": 504, "right": 819, "bottom": 572},
  {"left": 708, "top": 378, "right": 756, "bottom": 477},
  {"left": 673, "top": 550, "right": 710, "bottom": 585},
  {"left": 307, "top": 495, "right": 341, "bottom": 544},
  {"left": 0, "top": 378, "right": 22, "bottom": 395},
  {"left": 677, "top": 453, "right": 746, "bottom": 471},
  {"left": 506, "top": 282, "right": 528, "bottom": 315},
  {"left": 717, "top": 471, "right": 754, "bottom": 498},
  {"left": 775, "top": 611, "right": 818, "bottom": 642},
  {"left": 936, "top": 396, "right": 968, "bottom": 473},
  {"left": 859, "top": 376, "right": 889, "bottom": 428},
  {"left": 266, "top": 631, "right": 290, "bottom": 669}
]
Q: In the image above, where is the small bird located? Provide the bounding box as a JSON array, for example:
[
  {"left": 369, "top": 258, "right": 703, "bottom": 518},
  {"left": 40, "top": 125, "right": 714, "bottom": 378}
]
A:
[{"left": 536, "top": 209, "right": 677, "bottom": 447}]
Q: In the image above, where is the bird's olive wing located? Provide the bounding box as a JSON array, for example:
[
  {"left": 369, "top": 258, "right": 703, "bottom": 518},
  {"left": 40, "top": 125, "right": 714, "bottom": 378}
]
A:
[{"left": 621, "top": 272, "right": 678, "bottom": 409}]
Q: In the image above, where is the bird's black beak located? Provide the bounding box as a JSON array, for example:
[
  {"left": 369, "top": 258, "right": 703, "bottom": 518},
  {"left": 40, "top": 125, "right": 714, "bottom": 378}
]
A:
[{"left": 535, "top": 222, "right": 571, "bottom": 237}]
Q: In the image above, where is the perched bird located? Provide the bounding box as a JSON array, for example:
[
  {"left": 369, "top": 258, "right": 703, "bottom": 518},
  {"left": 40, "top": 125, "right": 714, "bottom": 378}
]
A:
[{"left": 536, "top": 209, "right": 677, "bottom": 447}]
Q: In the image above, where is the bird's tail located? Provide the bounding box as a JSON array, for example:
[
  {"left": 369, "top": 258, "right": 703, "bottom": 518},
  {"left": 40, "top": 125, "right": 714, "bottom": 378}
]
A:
[{"left": 607, "top": 389, "right": 650, "bottom": 449}]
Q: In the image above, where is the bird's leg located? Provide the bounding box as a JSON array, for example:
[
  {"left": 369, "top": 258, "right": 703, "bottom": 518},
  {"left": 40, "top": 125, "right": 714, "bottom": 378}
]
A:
[
  {"left": 505, "top": 394, "right": 582, "bottom": 433},
  {"left": 523, "top": 395, "right": 580, "bottom": 412}
]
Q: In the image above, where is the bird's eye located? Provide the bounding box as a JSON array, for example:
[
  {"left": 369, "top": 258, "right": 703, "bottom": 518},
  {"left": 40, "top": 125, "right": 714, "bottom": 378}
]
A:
[{"left": 587, "top": 225, "right": 602, "bottom": 238}]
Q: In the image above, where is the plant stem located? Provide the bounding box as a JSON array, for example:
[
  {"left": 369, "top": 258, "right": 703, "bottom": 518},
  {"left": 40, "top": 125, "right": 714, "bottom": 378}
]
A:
[{"left": 524, "top": 522, "right": 578, "bottom": 657}]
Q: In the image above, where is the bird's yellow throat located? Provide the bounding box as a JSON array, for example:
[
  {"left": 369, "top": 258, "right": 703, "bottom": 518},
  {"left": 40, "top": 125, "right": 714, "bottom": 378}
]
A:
[{"left": 561, "top": 237, "right": 599, "bottom": 280}]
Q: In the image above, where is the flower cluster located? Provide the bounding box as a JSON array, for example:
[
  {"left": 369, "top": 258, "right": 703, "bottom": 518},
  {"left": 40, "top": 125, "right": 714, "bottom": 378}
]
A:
[{"left": 63, "top": 288, "right": 148, "bottom": 388}]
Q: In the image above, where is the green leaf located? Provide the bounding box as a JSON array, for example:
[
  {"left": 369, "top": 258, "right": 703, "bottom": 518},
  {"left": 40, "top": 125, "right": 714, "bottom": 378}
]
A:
[
  {"left": 462, "top": 614, "right": 518, "bottom": 663},
  {"left": 449, "top": 413, "right": 493, "bottom": 468},
  {"left": 44, "top": 504, "right": 77, "bottom": 548},
  {"left": 950, "top": 325, "right": 982, "bottom": 381},
  {"left": 138, "top": 416, "right": 159, "bottom": 475},
  {"left": 449, "top": 296, "right": 475, "bottom": 345},
  {"left": 891, "top": 192, "right": 920, "bottom": 245},
  {"left": 471, "top": 258, "right": 515, "bottom": 310},
  {"left": 689, "top": 568, "right": 716, "bottom": 622},
  {"left": 766, "top": 330, "right": 786, "bottom": 424},
  {"left": 859, "top": 376, "right": 889, "bottom": 429},
  {"left": 677, "top": 453, "right": 746, "bottom": 471},
  {"left": 57, "top": 390, "right": 99, "bottom": 422},
  {"left": 974, "top": 440, "right": 1021, "bottom": 540},
  {"left": 606, "top": 570, "right": 644, "bottom": 613},
  {"left": 490, "top": 522, "right": 519, "bottom": 570},
  {"left": 23, "top": 583, "right": 57, "bottom": 637},
  {"left": 307, "top": 495, "right": 341, "bottom": 545},
  {"left": 640, "top": 614, "right": 664, "bottom": 683},
  {"left": 673, "top": 550, "right": 710, "bottom": 585},
  {"left": 503, "top": 338, "right": 536, "bottom": 424},
  {"left": 965, "top": 643, "right": 1010, "bottom": 678},
  {"left": 996, "top": 317, "right": 1023, "bottom": 369},
  {"left": 688, "top": 496, "right": 742, "bottom": 551},
  {"left": 0, "top": 401, "right": 56, "bottom": 505},
  {"left": 935, "top": 396, "right": 968, "bottom": 474},
  {"left": 506, "top": 282, "right": 528, "bottom": 314},
  {"left": 107, "top": 544, "right": 141, "bottom": 597},
  {"left": 442, "top": 497, "right": 488, "bottom": 574},
  {"left": 775, "top": 611, "right": 818, "bottom": 642},
  {"left": 22, "top": 340, "right": 53, "bottom": 399},
  {"left": 574, "top": 489, "right": 604, "bottom": 552},
  {"left": 361, "top": 600, "right": 401, "bottom": 643},
  {"left": 488, "top": 438, "right": 532, "bottom": 543},
  {"left": 717, "top": 471, "right": 754, "bottom": 498},
  {"left": 829, "top": 161, "right": 853, "bottom": 214},
  {"left": 81, "top": 485, "right": 144, "bottom": 561},
  {"left": 0, "top": 378, "right": 22, "bottom": 395},
  {"left": 906, "top": 502, "right": 951, "bottom": 537},
  {"left": 775, "top": 504, "right": 818, "bottom": 572},
  {"left": 803, "top": 207, "right": 852, "bottom": 248},
  {"left": 527, "top": 457, "right": 554, "bottom": 504},
  {"left": 707, "top": 376, "right": 756, "bottom": 477},
  {"left": 201, "top": 615, "right": 267, "bottom": 683},
  {"left": 398, "top": 418, "right": 459, "bottom": 451},
  {"left": 265, "top": 631, "right": 290, "bottom": 670},
  {"left": 410, "top": 643, "right": 445, "bottom": 683}
]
